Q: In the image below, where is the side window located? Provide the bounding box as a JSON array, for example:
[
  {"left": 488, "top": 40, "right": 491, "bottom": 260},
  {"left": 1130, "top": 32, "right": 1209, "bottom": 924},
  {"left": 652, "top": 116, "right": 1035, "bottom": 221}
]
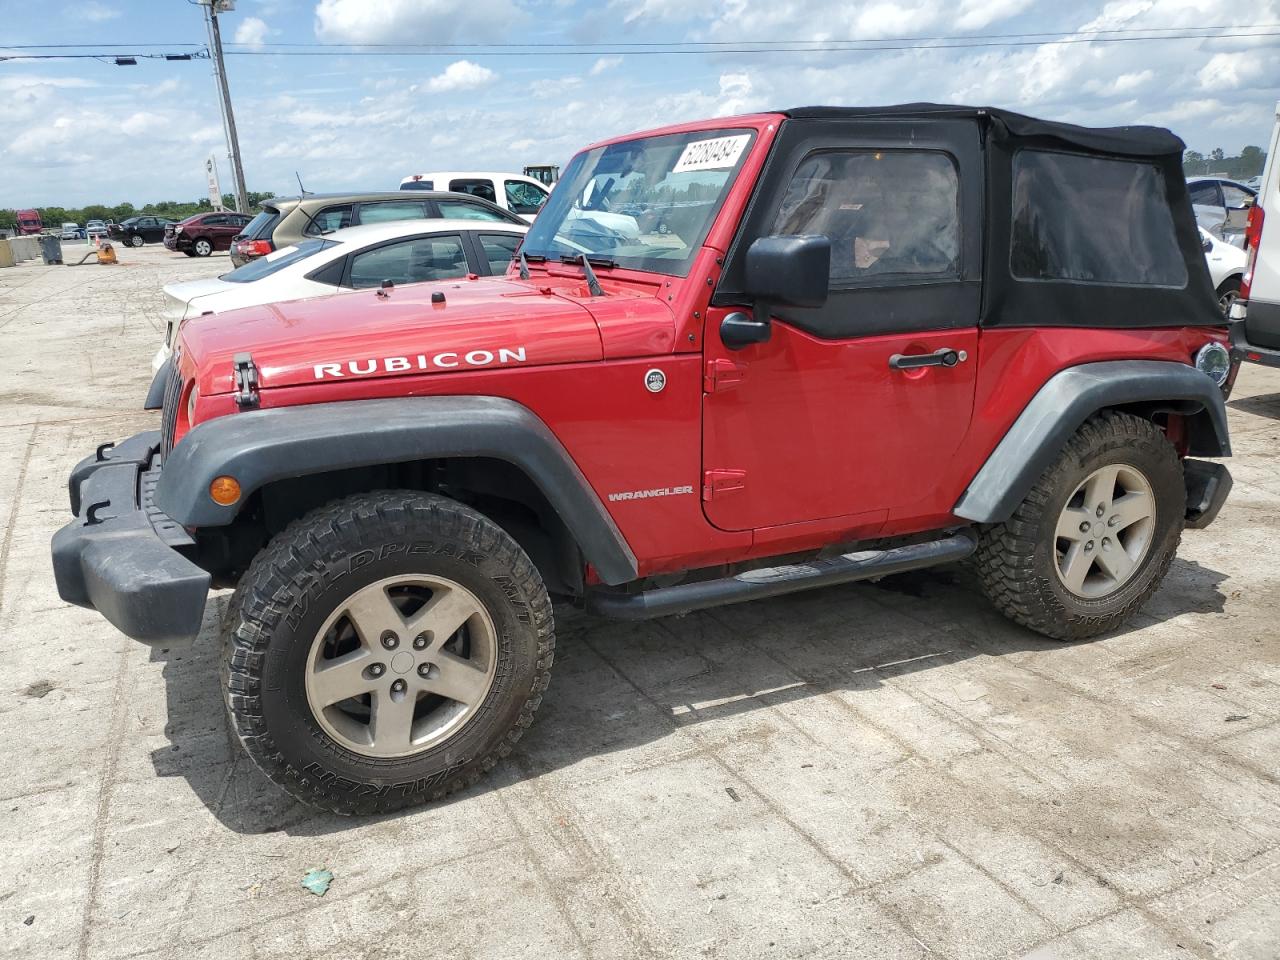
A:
[
  {"left": 306, "top": 204, "right": 353, "bottom": 235},
  {"left": 204, "top": 215, "right": 226, "bottom": 226},
  {"left": 1221, "top": 183, "right": 1254, "bottom": 209},
  {"left": 1188, "top": 181, "right": 1222, "bottom": 207},
  {"left": 771, "top": 150, "right": 960, "bottom": 283},
  {"left": 436, "top": 200, "right": 504, "bottom": 221},
  {"left": 1011, "top": 150, "right": 1186, "bottom": 287},
  {"left": 449, "top": 179, "right": 498, "bottom": 204},
  {"left": 348, "top": 235, "right": 469, "bottom": 288},
  {"left": 504, "top": 180, "right": 547, "bottom": 215},
  {"left": 476, "top": 232, "right": 522, "bottom": 274},
  {"left": 357, "top": 200, "right": 427, "bottom": 225}
]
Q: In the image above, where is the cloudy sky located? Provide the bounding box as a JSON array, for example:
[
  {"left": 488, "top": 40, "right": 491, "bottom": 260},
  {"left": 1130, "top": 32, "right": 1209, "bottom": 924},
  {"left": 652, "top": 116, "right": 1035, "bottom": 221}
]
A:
[{"left": 2, "top": 0, "right": 1278, "bottom": 207}]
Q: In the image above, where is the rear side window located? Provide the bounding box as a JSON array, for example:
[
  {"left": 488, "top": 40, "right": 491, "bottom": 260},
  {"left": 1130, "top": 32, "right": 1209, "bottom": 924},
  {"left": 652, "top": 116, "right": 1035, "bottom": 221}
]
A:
[
  {"left": 477, "top": 232, "right": 522, "bottom": 274},
  {"left": 241, "top": 208, "right": 280, "bottom": 240},
  {"left": 1011, "top": 151, "right": 1187, "bottom": 287},
  {"left": 1187, "top": 181, "right": 1221, "bottom": 207},
  {"left": 358, "top": 200, "right": 427, "bottom": 225},
  {"left": 306, "top": 204, "right": 353, "bottom": 235},
  {"left": 449, "top": 179, "right": 498, "bottom": 204},
  {"left": 772, "top": 150, "right": 960, "bottom": 284},
  {"left": 436, "top": 200, "right": 505, "bottom": 221},
  {"left": 221, "top": 239, "right": 336, "bottom": 283},
  {"left": 348, "top": 235, "right": 469, "bottom": 288}
]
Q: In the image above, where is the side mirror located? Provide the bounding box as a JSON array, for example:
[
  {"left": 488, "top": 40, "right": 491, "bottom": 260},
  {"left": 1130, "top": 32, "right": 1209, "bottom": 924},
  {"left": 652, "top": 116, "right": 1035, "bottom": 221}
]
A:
[{"left": 722, "top": 234, "right": 831, "bottom": 350}]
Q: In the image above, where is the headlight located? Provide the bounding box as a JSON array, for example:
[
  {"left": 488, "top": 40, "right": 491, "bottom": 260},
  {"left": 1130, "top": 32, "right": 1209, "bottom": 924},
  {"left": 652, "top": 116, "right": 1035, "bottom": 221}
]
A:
[
  {"left": 1195, "top": 341, "right": 1231, "bottom": 387},
  {"left": 187, "top": 384, "right": 199, "bottom": 424}
]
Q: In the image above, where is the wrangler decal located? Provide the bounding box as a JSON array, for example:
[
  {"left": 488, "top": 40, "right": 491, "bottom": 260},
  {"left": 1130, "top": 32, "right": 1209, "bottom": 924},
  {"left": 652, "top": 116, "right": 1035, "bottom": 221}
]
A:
[{"left": 607, "top": 485, "right": 695, "bottom": 503}]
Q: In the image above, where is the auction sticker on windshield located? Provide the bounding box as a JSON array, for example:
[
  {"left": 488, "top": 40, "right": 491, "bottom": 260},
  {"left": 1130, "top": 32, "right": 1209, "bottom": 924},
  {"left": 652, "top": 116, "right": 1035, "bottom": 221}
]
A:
[{"left": 672, "top": 134, "right": 751, "bottom": 173}]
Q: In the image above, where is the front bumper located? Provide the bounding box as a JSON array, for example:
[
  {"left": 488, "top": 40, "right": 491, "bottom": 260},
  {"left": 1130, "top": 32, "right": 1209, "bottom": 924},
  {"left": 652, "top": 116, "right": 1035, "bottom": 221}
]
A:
[{"left": 51, "top": 431, "right": 210, "bottom": 644}]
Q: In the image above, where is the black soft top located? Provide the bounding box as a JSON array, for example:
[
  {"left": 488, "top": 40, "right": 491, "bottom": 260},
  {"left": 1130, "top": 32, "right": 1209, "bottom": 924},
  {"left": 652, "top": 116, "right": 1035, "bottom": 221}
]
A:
[
  {"left": 783, "top": 103, "right": 1184, "bottom": 159},
  {"left": 714, "top": 103, "right": 1220, "bottom": 331}
]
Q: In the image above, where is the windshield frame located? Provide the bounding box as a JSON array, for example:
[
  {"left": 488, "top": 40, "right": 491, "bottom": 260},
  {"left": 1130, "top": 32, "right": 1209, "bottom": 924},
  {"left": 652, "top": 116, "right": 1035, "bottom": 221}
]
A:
[{"left": 520, "top": 127, "right": 758, "bottom": 278}]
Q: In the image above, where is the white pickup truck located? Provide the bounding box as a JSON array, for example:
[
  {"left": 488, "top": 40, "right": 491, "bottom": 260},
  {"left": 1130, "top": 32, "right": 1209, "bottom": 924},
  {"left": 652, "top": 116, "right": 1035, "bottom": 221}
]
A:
[{"left": 1231, "top": 101, "right": 1280, "bottom": 367}]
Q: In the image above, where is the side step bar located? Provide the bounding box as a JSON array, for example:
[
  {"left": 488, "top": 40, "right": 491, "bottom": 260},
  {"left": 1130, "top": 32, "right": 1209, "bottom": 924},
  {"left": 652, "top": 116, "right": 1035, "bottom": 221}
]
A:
[{"left": 586, "top": 530, "right": 977, "bottom": 620}]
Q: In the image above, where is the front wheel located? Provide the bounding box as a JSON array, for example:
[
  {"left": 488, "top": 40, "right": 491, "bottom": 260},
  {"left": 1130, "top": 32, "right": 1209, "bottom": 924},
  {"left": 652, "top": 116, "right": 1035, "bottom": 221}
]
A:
[
  {"left": 193, "top": 238, "right": 213, "bottom": 257},
  {"left": 128, "top": 234, "right": 145, "bottom": 247},
  {"left": 223, "top": 491, "right": 554, "bottom": 814},
  {"left": 974, "top": 412, "right": 1185, "bottom": 641}
]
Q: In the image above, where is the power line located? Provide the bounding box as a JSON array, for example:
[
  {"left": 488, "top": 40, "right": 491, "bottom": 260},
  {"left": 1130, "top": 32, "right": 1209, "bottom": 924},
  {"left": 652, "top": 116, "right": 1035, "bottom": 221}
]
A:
[
  {"left": 0, "top": 51, "right": 209, "bottom": 61},
  {"left": 213, "top": 30, "right": 1280, "bottom": 56},
  {"left": 218, "top": 22, "right": 1280, "bottom": 47}
]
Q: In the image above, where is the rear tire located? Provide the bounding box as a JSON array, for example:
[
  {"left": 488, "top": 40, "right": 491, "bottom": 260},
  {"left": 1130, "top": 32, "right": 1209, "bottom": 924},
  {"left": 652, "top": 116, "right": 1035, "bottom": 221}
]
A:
[
  {"left": 974, "top": 412, "right": 1185, "bottom": 641},
  {"left": 1216, "top": 276, "right": 1242, "bottom": 316},
  {"left": 222, "top": 491, "right": 554, "bottom": 814}
]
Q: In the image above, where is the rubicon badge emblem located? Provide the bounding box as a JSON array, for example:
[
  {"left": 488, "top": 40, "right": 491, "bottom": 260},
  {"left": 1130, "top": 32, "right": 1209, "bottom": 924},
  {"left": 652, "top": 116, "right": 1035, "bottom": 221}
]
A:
[{"left": 644, "top": 369, "right": 667, "bottom": 393}]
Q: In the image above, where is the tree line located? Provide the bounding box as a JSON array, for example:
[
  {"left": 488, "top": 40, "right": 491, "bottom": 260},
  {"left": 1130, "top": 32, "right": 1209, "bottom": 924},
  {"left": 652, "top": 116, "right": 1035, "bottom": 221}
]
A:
[
  {"left": 1182, "top": 146, "right": 1266, "bottom": 181},
  {"left": 0, "top": 192, "right": 276, "bottom": 230}
]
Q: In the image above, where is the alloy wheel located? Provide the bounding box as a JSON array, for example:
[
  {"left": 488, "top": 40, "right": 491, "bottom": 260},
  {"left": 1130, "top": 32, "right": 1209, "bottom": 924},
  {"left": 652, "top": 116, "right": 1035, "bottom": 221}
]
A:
[
  {"left": 1053, "top": 464, "right": 1156, "bottom": 599},
  {"left": 304, "top": 574, "right": 498, "bottom": 759}
]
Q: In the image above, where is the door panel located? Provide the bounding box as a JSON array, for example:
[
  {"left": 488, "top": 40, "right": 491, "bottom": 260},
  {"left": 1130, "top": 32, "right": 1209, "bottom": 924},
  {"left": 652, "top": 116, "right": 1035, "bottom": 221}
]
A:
[
  {"left": 701, "top": 316, "right": 978, "bottom": 531},
  {"left": 702, "top": 118, "right": 983, "bottom": 534}
]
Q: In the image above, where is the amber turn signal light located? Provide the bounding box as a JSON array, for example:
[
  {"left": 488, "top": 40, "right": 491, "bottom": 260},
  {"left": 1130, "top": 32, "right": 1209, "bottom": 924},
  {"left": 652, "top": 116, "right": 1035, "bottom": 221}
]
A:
[{"left": 209, "top": 475, "right": 241, "bottom": 506}]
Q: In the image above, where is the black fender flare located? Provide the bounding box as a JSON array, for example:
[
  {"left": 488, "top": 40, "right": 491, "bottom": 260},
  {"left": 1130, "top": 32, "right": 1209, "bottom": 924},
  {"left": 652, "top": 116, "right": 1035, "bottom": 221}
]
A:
[
  {"left": 953, "top": 360, "right": 1230, "bottom": 524},
  {"left": 155, "top": 396, "right": 639, "bottom": 585},
  {"left": 144, "top": 358, "right": 171, "bottom": 410}
]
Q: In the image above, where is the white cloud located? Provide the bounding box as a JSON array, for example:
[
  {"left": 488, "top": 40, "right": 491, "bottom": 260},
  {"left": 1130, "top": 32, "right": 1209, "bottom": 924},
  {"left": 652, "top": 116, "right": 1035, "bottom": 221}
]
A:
[
  {"left": 424, "top": 60, "right": 497, "bottom": 93},
  {"left": 83, "top": 2, "right": 119, "bottom": 22},
  {"left": 590, "top": 56, "right": 624, "bottom": 76},
  {"left": 235, "top": 17, "right": 271, "bottom": 49},
  {"left": 955, "top": 0, "right": 1033, "bottom": 30},
  {"left": 314, "top": 0, "right": 522, "bottom": 43}
]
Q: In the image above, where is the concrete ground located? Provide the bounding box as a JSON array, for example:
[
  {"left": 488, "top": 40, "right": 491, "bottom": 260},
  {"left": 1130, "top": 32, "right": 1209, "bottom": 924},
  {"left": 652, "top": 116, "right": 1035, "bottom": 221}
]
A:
[{"left": 1, "top": 243, "right": 1278, "bottom": 960}]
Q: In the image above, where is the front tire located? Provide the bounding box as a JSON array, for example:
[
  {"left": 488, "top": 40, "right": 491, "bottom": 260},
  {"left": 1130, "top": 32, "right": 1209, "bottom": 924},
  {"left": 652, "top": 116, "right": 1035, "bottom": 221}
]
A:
[
  {"left": 128, "top": 234, "right": 145, "bottom": 247},
  {"left": 222, "top": 491, "right": 554, "bottom": 814},
  {"left": 974, "top": 412, "right": 1185, "bottom": 641},
  {"left": 193, "top": 238, "right": 213, "bottom": 257}
]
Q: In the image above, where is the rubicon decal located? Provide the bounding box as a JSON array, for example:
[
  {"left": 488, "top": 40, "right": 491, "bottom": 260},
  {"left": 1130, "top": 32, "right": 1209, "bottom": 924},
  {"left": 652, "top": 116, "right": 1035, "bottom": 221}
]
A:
[
  {"left": 607, "top": 485, "right": 694, "bottom": 503},
  {"left": 314, "top": 347, "right": 528, "bottom": 379}
]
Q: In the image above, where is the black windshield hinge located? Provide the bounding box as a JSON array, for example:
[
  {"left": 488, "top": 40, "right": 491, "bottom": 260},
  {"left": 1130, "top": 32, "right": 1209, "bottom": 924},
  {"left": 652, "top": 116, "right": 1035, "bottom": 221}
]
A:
[
  {"left": 518, "top": 250, "right": 530, "bottom": 280},
  {"left": 580, "top": 254, "right": 605, "bottom": 297},
  {"left": 233, "top": 352, "right": 260, "bottom": 408}
]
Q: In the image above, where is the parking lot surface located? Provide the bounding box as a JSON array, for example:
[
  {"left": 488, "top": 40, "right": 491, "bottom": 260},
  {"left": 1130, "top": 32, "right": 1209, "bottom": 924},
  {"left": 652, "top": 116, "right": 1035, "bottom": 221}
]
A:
[{"left": 2, "top": 244, "right": 1278, "bottom": 960}]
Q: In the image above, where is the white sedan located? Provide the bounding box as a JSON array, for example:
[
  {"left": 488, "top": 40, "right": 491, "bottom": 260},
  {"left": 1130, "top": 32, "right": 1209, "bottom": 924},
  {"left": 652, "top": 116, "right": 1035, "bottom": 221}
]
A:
[
  {"left": 1199, "top": 227, "right": 1247, "bottom": 315},
  {"left": 152, "top": 219, "right": 527, "bottom": 371}
]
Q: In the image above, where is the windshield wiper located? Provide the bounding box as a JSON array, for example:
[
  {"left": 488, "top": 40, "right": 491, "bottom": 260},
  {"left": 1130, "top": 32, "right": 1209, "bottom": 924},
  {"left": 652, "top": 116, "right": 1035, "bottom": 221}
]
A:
[{"left": 559, "top": 253, "right": 610, "bottom": 297}]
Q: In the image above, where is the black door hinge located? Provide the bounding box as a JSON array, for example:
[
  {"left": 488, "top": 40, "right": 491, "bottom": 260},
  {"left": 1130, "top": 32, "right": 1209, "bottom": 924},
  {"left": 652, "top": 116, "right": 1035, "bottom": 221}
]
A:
[{"left": 233, "top": 352, "right": 260, "bottom": 408}]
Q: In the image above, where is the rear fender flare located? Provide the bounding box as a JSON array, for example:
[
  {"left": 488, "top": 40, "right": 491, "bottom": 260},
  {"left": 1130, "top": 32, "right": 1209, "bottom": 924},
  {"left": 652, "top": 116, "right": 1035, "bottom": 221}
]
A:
[
  {"left": 954, "top": 360, "right": 1230, "bottom": 523},
  {"left": 155, "top": 396, "right": 639, "bottom": 585}
]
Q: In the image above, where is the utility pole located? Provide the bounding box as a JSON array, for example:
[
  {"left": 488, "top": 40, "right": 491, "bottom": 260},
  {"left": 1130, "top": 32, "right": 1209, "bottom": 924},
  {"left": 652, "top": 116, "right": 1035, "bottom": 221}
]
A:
[{"left": 201, "top": 0, "right": 249, "bottom": 214}]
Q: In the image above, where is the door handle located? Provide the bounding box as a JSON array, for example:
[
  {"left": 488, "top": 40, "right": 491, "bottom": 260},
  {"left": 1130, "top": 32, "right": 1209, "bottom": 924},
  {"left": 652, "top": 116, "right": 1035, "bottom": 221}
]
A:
[{"left": 889, "top": 348, "right": 968, "bottom": 370}]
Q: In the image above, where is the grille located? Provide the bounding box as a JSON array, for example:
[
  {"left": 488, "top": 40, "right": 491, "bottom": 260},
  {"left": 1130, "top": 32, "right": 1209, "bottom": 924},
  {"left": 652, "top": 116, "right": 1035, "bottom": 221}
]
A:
[{"left": 159, "top": 352, "right": 183, "bottom": 457}]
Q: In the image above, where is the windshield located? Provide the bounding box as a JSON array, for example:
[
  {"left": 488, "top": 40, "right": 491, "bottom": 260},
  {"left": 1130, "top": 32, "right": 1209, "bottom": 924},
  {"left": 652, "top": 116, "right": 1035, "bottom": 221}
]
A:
[
  {"left": 221, "top": 238, "right": 335, "bottom": 283},
  {"left": 521, "top": 128, "right": 756, "bottom": 276}
]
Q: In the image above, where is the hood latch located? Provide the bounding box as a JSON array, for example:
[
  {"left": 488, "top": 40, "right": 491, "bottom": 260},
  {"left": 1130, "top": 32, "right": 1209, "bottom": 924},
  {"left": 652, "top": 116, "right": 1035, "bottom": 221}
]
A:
[{"left": 233, "top": 352, "right": 260, "bottom": 408}]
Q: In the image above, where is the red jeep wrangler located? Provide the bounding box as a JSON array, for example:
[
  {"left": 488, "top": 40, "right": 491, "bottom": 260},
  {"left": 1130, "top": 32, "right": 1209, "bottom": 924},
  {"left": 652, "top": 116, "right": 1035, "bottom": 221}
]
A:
[{"left": 53, "top": 105, "right": 1236, "bottom": 814}]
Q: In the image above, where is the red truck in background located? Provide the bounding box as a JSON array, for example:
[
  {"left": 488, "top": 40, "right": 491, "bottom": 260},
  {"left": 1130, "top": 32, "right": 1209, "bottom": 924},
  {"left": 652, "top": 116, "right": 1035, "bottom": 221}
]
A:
[{"left": 15, "top": 209, "right": 44, "bottom": 235}]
